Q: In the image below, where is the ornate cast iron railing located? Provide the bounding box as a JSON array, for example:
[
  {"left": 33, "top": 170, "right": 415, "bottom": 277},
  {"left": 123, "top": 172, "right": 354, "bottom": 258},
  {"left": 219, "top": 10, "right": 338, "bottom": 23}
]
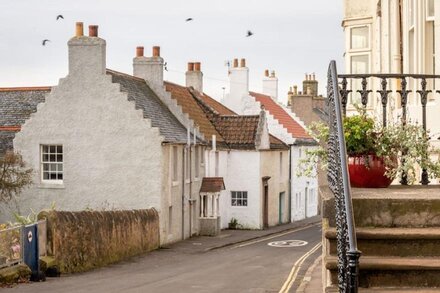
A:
[
  {"left": 338, "top": 73, "right": 440, "bottom": 185},
  {"left": 327, "top": 61, "right": 361, "bottom": 293}
]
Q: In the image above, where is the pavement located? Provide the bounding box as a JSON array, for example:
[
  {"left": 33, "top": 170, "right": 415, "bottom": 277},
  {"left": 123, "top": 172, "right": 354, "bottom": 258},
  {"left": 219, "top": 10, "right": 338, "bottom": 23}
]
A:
[
  {"left": 166, "top": 215, "right": 321, "bottom": 254},
  {"left": 297, "top": 255, "right": 323, "bottom": 293}
]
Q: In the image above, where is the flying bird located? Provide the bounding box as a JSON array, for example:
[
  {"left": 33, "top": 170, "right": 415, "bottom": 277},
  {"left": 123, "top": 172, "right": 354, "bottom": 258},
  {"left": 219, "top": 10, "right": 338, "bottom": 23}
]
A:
[
  {"left": 164, "top": 62, "right": 168, "bottom": 71},
  {"left": 56, "top": 15, "right": 64, "bottom": 20},
  {"left": 42, "top": 39, "right": 50, "bottom": 46},
  {"left": 185, "top": 18, "right": 193, "bottom": 22},
  {"left": 246, "top": 30, "right": 254, "bottom": 37}
]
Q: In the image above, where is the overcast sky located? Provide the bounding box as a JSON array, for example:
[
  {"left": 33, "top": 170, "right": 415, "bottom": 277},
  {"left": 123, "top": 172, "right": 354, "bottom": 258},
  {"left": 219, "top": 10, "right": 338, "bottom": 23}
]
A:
[{"left": 0, "top": 0, "right": 344, "bottom": 104}]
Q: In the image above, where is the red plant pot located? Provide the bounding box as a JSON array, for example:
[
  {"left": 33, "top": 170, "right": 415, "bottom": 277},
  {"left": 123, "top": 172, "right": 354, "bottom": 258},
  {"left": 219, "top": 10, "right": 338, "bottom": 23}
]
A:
[{"left": 348, "top": 155, "right": 393, "bottom": 188}]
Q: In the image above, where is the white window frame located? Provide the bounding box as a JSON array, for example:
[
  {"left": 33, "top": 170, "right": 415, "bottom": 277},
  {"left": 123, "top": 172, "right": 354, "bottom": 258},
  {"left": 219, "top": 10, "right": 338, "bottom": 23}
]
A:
[
  {"left": 40, "top": 144, "right": 63, "bottom": 184},
  {"left": 172, "top": 146, "right": 179, "bottom": 183},
  {"left": 231, "top": 191, "right": 248, "bottom": 207}
]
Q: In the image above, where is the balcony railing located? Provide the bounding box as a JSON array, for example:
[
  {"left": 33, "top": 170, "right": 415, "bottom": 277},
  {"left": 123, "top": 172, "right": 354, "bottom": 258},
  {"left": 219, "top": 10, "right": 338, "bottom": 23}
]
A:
[
  {"left": 338, "top": 73, "right": 440, "bottom": 185},
  {"left": 327, "top": 61, "right": 361, "bottom": 293}
]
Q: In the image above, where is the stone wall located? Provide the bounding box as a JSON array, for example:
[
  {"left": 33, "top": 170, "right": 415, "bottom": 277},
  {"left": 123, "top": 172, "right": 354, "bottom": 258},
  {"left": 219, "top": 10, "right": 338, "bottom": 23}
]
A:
[{"left": 38, "top": 209, "right": 159, "bottom": 273}]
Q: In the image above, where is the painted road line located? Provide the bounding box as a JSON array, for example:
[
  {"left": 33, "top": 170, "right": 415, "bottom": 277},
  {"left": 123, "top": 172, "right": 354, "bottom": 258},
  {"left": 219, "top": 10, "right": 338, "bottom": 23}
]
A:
[
  {"left": 278, "top": 242, "right": 322, "bottom": 293},
  {"left": 230, "top": 223, "right": 321, "bottom": 249}
]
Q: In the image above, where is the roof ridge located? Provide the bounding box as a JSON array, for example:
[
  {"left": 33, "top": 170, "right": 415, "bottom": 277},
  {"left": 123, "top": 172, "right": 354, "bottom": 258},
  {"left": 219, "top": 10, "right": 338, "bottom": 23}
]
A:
[
  {"left": 105, "top": 68, "right": 146, "bottom": 82},
  {"left": 0, "top": 87, "right": 52, "bottom": 92}
]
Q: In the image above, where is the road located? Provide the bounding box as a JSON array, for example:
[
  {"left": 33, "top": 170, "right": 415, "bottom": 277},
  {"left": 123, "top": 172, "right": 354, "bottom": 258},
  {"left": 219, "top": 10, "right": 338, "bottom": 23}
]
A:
[{"left": 11, "top": 224, "right": 321, "bottom": 293}]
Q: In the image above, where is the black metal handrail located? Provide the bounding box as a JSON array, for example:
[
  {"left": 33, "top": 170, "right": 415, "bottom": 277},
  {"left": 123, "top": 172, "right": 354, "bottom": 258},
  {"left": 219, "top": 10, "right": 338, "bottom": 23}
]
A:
[
  {"left": 327, "top": 61, "right": 361, "bottom": 293},
  {"left": 338, "top": 73, "right": 436, "bottom": 185}
]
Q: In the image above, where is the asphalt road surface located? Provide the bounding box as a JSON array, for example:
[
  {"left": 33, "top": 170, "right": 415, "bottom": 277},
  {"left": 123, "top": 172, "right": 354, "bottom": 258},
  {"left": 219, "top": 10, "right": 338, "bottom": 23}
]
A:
[{"left": 11, "top": 224, "right": 322, "bottom": 293}]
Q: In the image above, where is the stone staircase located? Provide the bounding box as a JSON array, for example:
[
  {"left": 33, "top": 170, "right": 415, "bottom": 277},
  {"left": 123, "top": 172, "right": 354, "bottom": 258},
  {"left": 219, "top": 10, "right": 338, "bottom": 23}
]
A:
[{"left": 321, "top": 185, "right": 440, "bottom": 292}]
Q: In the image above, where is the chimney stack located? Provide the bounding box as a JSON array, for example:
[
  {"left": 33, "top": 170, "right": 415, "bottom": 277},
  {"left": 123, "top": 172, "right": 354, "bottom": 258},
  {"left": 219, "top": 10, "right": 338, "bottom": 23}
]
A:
[
  {"left": 262, "top": 68, "right": 278, "bottom": 101},
  {"left": 186, "top": 61, "right": 203, "bottom": 93},
  {"left": 68, "top": 22, "right": 106, "bottom": 77},
  {"left": 302, "top": 72, "right": 318, "bottom": 96},
  {"left": 133, "top": 46, "right": 164, "bottom": 87},
  {"left": 229, "top": 57, "right": 249, "bottom": 102}
]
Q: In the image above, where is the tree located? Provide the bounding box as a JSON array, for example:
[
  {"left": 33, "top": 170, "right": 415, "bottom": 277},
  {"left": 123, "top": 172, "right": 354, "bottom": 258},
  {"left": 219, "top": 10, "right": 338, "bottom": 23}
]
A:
[{"left": 0, "top": 151, "right": 33, "bottom": 204}]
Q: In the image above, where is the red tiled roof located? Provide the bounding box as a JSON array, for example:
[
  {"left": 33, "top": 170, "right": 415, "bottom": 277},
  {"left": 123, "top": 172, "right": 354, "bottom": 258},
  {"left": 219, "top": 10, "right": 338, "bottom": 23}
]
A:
[
  {"left": 200, "top": 177, "right": 225, "bottom": 193},
  {"left": 211, "top": 115, "right": 260, "bottom": 149},
  {"left": 198, "top": 93, "right": 236, "bottom": 115},
  {"left": 0, "top": 87, "right": 51, "bottom": 92},
  {"left": 164, "top": 81, "right": 225, "bottom": 143},
  {"left": 0, "top": 126, "right": 21, "bottom": 131},
  {"left": 249, "top": 91, "right": 311, "bottom": 139}
]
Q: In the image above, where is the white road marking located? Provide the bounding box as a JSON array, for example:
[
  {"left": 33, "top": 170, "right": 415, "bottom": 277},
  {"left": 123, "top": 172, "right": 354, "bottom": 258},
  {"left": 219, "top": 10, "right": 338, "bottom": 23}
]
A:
[
  {"left": 278, "top": 242, "right": 322, "bottom": 293},
  {"left": 230, "top": 223, "right": 320, "bottom": 249}
]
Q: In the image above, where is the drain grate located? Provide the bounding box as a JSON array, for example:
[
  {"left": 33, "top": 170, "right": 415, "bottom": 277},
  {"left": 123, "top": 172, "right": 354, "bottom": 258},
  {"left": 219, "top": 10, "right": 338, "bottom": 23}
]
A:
[{"left": 267, "top": 240, "right": 308, "bottom": 247}]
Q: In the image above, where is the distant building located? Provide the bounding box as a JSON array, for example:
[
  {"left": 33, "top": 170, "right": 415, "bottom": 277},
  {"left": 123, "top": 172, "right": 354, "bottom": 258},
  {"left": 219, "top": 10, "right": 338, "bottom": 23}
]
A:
[
  {"left": 222, "top": 59, "right": 319, "bottom": 222},
  {"left": 287, "top": 73, "right": 327, "bottom": 127}
]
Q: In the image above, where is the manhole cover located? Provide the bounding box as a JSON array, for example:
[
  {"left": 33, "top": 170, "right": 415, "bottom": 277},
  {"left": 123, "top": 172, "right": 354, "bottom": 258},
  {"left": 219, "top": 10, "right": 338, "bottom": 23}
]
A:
[{"left": 267, "top": 240, "right": 308, "bottom": 247}]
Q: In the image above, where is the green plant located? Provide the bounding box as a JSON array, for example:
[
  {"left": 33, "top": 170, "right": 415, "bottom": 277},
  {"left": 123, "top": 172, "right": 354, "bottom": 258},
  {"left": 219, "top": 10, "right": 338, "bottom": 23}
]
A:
[
  {"left": 298, "top": 111, "right": 440, "bottom": 184},
  {"left": 0, "top": 151, "right": 33, "bottom": 205},
  {"left": 228, "top": 217, "right": 239, "bottom": 229}
]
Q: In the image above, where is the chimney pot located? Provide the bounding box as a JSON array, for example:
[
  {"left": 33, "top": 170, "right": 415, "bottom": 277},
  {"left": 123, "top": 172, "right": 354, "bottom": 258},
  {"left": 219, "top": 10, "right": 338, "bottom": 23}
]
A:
[
  {"left": 136, "top": 46, "right": 144, "bottom": 57},
  {"left": 233, "top": 58, "right": 238, "bottom": 68},
  {"left": 240, "top": 58, "right": 246, "bottom": 67},
  {"left": 264, "top": 69, "right": 269, "bottom": 77},
  {"left": 152, "top": 46, "right": 160, "bottom": 57},
  {"left": 271, "top": 70, "right": 276, "bottom": 77},
  {"left": 75, "top": 22, "right": 84, "bottom": 37},
  {"left": 194, "top": 62, "right": 201, "bottom": 71},
  {"left": 309, "top": 74, "right": 312, "bottom": 81},
  {"left": 294, "top": 85, "right": 298, "bottom": 95},
  {"left": 88, "top": 25, "right": 98, "bottom": 37},
  {"left": 187, "top": 62, "right": 194, "bottom": 71},
  {"left": 312, "top": 73, "right": 316, "bottom": 80}
]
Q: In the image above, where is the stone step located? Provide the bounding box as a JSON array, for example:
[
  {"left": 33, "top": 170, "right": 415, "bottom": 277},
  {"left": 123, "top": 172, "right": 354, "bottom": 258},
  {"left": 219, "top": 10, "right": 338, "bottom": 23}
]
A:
[
  {"left": 325, "top": 286, "right": 440, "bottom": 292},
  {"left": 325, "top": 227, "right": 440, "bottom": 256},
  {"left": 322, "top": 186, "right": 440, "bottom": 228},
  {"left": 325, "top": 256, "right": 440, "bottom": 288}
]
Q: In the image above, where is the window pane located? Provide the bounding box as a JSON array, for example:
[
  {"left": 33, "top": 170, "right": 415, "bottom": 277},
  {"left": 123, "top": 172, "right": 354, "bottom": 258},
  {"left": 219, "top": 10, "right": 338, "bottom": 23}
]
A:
[
  {"left": 43, "top": 154, "right": 49, "bottom": 162},
  {"left": 351, "top": 55, "right": 369, "bottom": 73},
  {"left": 428, "top": 0, "right": 434, "bottom": 18},
  {"left": 57, "top": 146, "right": 63, "bottom": 153},
  {"left": 49, "top": 146, "right": 56, "bottom": 153},
  {"left": 57, "top": 154, "right": 62, "bottom": 162},
  {"left": 351, "top": 26, "right": 369, "bottom": 49}
]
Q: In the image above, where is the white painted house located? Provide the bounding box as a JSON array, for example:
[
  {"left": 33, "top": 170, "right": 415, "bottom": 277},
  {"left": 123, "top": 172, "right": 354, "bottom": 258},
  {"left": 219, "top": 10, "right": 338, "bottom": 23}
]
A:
[
  {"left": 222, "top": 59, "right": 319, "bottom": 222},
  {"left": 163, "top": 62, "right": 291, "bottom": 230},
  {"left": 0, "top": 23, "right": 205, "bottom": 245}
]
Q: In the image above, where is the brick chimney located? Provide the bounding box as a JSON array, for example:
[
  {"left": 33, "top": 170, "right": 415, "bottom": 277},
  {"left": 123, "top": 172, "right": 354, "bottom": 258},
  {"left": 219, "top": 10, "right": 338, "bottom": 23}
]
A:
[
  {"left": 186, "top": 62, "right": 203, "bottom": 93},
  {"left": 262, "top": 69, "right": 278, "bottom": 101},
  {"left": 229, "top": 58, "right": 249, "bottom": 100},
  {"left": 68, "top": 22, "right": 106, "bottom": 77},
  {"left": 133, "top": 46, "right": 164, "bottom": 87}
]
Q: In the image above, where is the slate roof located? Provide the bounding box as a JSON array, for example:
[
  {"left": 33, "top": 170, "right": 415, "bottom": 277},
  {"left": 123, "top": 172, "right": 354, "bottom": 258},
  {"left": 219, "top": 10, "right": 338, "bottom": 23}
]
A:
[
  {"left": 200, "top": 177, "right": 225, "bottom": 193},
  {"left": 107, "top": 70, "right": 190, "bottom": 143},
  {"left": 249, "top": 91, "right": 312, "bottom": 139},
  {"left": 0, "top": 87, "right": 50, "bottom": 155},
  {"left": 0, "top": 72, "right": 196, "bottom": 155}
]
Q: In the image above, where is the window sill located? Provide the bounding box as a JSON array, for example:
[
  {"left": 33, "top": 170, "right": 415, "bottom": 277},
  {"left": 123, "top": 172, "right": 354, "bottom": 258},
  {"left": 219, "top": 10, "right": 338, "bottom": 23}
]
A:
[
  {"left": 172, "top": 181, "right": 179, "bottom": 187},
  {"left": 38, "top": 183, "right": 65, "bottom": 189}
]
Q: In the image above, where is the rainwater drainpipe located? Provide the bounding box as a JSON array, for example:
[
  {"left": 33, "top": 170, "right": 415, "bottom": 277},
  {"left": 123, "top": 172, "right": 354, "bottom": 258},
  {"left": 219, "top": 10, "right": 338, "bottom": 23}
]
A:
[
  {"left": 288, "top": 145, "right": 292, "bottom": 222},
  {"left": 181, "top": 145, "right": 185, "bottom": 241}
]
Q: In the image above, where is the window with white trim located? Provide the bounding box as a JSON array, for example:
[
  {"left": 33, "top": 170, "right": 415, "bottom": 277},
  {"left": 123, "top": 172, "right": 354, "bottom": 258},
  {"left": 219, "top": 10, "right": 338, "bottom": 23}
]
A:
[
  {"left": 41, "top": 145, "right": 63, "bottom": 183},
  {"left": 231, "top": 191, "right": 248, "bottom": 206}
]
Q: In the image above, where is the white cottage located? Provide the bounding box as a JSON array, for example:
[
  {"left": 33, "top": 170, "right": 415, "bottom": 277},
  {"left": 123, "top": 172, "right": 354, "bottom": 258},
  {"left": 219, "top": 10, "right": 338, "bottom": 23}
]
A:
[
  {"left": 222, "top": 58, "right": 319, "bottom": 222},
  {"left": 0, "top": 23, "right": 205, "bottom": 245}
]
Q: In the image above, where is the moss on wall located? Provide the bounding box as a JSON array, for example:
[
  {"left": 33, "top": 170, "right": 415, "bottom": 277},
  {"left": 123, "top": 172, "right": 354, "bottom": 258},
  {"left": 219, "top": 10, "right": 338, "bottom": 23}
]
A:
[{"left": 38, "top": 209, "right": 159, "bottom": 273}]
